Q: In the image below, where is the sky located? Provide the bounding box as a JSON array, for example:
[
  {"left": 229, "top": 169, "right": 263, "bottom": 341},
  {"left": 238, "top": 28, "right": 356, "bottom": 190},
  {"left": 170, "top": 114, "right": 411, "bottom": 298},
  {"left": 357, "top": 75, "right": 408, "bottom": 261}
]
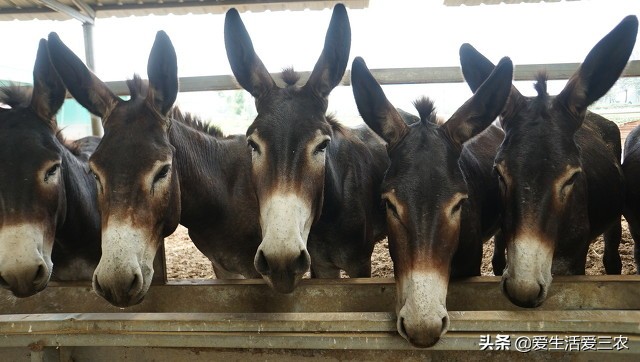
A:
[{"left": 0, "top": 0, "right": 638, "bottom": 135}]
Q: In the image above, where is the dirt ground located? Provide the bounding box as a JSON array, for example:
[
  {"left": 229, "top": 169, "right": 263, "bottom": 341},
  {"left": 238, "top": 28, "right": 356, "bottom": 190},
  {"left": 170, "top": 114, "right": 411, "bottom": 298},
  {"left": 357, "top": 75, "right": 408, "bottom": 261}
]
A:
[{"left": 164, "top": 220, "right": 637, "bottom": 280}]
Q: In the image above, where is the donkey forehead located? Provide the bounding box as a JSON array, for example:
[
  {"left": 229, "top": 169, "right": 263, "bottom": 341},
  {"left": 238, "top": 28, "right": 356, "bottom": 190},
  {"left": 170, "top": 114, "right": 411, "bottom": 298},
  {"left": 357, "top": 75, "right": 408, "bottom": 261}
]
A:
[
  {"left": 249, "top": 89, "right": 330, "bottom": 134},
  {"left": 96, "top": 102, "right": 171, "bottom": 154},
  {"left": 0, "top": 108, "right": 56, "bottom": 132},
  {"left": 498, "top": 122, "right": 580, "bottom": 169},
  {"left": 503, "top": 94, "right": 572, "bottom": 132},
  {"left": 106, "top": 100, "right": 165, "bottom": 127},
  {"left": 0, "top": 127, "right": 62, "bottom": 162},
  {"left": 248, "top": 105, "right": 333, "bottom": 146},
  {"left": 385, "top": 127, "right": 464, "bottom": 190},
  {"left": 91, "top": 127, "right": 172, "bottom": 171}
]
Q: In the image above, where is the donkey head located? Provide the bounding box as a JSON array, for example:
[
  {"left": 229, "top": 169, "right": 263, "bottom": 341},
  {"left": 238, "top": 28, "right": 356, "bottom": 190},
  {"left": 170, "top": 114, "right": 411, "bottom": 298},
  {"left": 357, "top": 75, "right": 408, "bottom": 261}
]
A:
[
  {"left": 352, "top": 56, "right": 512, "bottom": 347},
  {"left": 0, "top": 39, "right": 67, "bottom": 297},
  {"left": 224, "top": 5, "right": 350, "bottom": 293},
  {"left": 48, "top": 31, "right": 181, "bottom": 307},
  {"left": 459, "top": 15, "right": 638, "bottom": 308}
]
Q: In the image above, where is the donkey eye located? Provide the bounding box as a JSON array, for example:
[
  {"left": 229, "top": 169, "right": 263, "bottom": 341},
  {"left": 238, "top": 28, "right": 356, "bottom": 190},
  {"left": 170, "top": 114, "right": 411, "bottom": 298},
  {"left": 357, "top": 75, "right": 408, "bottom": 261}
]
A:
[
  {"left": 247, "top": 139, "right": 260, "bottom": 153},
  {"left": 494, "top": 166, "right": 504, "bottom": 183},
  {"left": 154, "top": 165, "right": 171, "bottom": 183},
  {"left": 44, "top": 164, "right": 61, "bottom": 182},
  {"left": 451, "top": 197, "right": 468, "bottom": 216},
  {"left": 384, "top": 199, "right": 400, "bottom": 219},
  {"left": 564, "top": 171, "right": 580, "bottom": 188},
  {"left": 314, "top": 139, "right": 330, "bottom": 155},
  {"left": 89, "top": 168, "right": 104, "bottom": 194},
  {"left": 494, "top": 165, "right": 508, "bottom": 192},
  {"left": 560, "top": 171, "right": 581, "bottom": 200}
]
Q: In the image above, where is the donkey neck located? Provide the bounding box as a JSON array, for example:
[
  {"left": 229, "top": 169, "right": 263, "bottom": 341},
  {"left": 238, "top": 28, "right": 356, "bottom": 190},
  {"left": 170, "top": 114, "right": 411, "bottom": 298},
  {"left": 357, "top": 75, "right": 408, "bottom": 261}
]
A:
[
  {"left": 56, "top": 143, "right": 101, "bottom": 259},
  {"left": 168, "top": 119, "right": 254, "bottom": 228},
  {"left": 320, "top": 124, "right": 387, "bottom": 223}
]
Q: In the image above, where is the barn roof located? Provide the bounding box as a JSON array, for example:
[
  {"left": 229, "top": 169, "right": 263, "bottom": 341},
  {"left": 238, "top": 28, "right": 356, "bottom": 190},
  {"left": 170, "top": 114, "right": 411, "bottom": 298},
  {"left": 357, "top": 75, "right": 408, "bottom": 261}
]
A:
[
  {"left": 444, "top": 0, "right": 580, "bottom": 5},
  {"left": 0, "top": 0, "right": 588, "bottom": 23},
  {"left": 0, "top": 0, "right": 369, "bottom": 22}
]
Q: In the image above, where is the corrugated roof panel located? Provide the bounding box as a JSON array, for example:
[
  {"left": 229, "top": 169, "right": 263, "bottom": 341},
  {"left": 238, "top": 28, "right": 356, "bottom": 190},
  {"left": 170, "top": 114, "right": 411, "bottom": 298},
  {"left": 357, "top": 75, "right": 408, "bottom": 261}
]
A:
[
  {"left": 443, "top": 0, "right": 578, "bottom": 5},
  {"left": 0, "top": 0, "right": 368, "bottom": 21}
]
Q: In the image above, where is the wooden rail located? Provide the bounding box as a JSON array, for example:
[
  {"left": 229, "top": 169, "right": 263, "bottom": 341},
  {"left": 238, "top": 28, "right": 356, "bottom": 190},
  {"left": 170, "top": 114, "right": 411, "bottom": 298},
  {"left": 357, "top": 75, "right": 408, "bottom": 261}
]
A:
[
  {"left": 102, "top": 60, "right": 640, "bottom": 95},
  {"left": 1, "top": 276, "right": 639, "bottom": 360}
]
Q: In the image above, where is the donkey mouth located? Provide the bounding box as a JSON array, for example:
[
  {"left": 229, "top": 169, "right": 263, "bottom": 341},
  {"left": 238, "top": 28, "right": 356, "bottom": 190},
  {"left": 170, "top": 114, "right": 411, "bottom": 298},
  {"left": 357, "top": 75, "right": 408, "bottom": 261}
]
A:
[
  {"left": 96, "top": 289, "right": 146, "bottom": 308},
  {"left": 0, "top": 266, "right": 51, "bottom": 298},
  {"left": 264, "top": 272, "right": 303, "bottom": 294},
  {"left": 501, "top": 277, "right": 547, "bottom": 308},
  {"left": 4, "top": 283, "right": 49, "bottom": 298}
]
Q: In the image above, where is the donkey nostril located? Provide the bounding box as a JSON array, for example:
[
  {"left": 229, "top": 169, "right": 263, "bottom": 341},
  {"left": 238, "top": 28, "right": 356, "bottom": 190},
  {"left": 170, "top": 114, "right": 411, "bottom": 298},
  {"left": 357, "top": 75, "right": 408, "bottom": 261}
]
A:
[
  {"left": 501, "top": 277, "right": 510, "bottom": 295},
  {"left": 32, "top": 264, "right": 48, "bottom": 285},
  {"left": 398, "top": 317, "right": 408, "bottom": 338},
  {"left": 128, "top": 271, "right": 143, "bottom": 297},
  {"left": 254, "top": 250, "right": 271, "bottom": 275},
  {"left": 0, "top": 274, "right": 8, "bottom": 288},
  {"left": 92, "top": 274, "right": 105, "bottom": 296},
  {"left": 292, "top": 250, "right": 311, "bottom": 274},
  {"left": 537, "top": 283, "right": 545, "bottom": 300},
  {"left": 441, "top": 315, "right": 449, "bottom": 335}
]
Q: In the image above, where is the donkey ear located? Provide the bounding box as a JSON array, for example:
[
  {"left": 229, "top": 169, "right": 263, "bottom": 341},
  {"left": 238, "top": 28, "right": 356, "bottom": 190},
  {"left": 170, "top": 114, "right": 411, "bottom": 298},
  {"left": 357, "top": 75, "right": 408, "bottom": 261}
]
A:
[
  {"left": 555, "top": 15, "right": 638, "bottom": 126},
  {"left": 304, "top": 4, "right": 351, "bottom": 98},
  {"left": 147, "top": 31, "right": 178, "bottom": 115},
  {"left": 459, "top": 43, "right": 498, "bottom": 94},
  {"left": 47, "top": 32, "right": 118, "bottom": 119},
  {"left": 352, "top": 57, "right": 407, "bottom": 149},
  {"left": 224, "top": 8, "right": 276, "bottom": 99},
  {"left": 459, "top": 43, "right": 526, "bottom": 130},
  {"left": 30, "top": 39, "right": 66, "bottom": 123},
  {"left": 443, "top": 57, "right": 513, "bottom": 148}
]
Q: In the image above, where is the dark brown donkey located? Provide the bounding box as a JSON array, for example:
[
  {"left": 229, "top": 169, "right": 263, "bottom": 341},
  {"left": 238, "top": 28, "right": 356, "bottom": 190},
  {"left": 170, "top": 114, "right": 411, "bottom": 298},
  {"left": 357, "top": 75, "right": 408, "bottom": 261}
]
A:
[
  {"left": 0, "top": 39, "right": 101, "bottom": 297},
  {"left": 459, "top": 15, "right": 638, "bottom": 308},
  {"left": 352, "top": 56, "right": 513, "bottom": 347},
  {"left": 623, "top": 125, "right": 640, "bottom": 273},
  {"left": 225, "top": 5, "right": 388, "bottom": 293},
  {"left": 47, "top": 32, "right": 262, "bottom": 307}
]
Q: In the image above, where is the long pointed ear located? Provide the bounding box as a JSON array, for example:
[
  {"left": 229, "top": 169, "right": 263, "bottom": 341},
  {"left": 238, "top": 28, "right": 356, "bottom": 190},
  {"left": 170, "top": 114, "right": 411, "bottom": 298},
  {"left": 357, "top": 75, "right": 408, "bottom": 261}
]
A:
[
  {"left": 304, "top": 4, "right": 351, "bottom": 98},
  {"left": 555, "top": 15, "right": 638, "bottom": 125},
  {"left": 351, "top": 57, "right": 408, "bottom": 149},
  {"left": 224, "top": 8, "right": 276, "bottom": 99},
  {"left": 147, "top": 31, "right": 178, "bottom": 115},
  {"left": 459, "top": 43, "right": 525, "bottom": 129},
  {"left": 459, "top": 43, "right": 497, "bottom": 94},
  {"left": 442, "top": 57, "right": 513, "bottom": 148},
  {"left": 47, "top": 32, "right": 118, "bottom": 119},
  {"left": 30, "top": 39, "right": 66, "bottom": 123}
]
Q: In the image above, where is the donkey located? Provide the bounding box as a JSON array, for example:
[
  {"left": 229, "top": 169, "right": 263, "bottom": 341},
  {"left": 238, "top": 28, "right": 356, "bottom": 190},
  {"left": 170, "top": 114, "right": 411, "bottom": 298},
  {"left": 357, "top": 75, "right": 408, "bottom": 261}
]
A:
[
  {"left": 459, "top": 15, "right": 637, "bottom": 308},
  {"left": 352, "top": 56, "right": 512, "bottom": 347},
  {"left": 0, "top": 39, "right": 101, "bottom": 297},
  {"left": 47, "top": 31, "right": 262, "bottom": 307},
  {"left": 623, "top": 125, "right": 640, "bottom": 273},
  {"left": 225, "top": 5, "right": 388, "bottom": 293}
]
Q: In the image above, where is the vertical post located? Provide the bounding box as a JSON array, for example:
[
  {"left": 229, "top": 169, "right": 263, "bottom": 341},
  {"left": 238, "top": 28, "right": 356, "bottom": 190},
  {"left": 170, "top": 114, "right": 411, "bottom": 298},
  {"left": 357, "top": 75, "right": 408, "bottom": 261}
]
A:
[{"left": 82, "top": 22, "right": 103, "bottom": 137}]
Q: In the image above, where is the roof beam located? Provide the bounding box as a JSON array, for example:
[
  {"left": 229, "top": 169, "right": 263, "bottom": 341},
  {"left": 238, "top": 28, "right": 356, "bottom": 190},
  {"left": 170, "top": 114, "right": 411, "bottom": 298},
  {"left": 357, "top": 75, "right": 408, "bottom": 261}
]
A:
[
  {"left": 71, "top": 0, "right": 96, "bottom": 19},
  {"left": 39, "top": 0, "right": 94, "bottom": 24}
]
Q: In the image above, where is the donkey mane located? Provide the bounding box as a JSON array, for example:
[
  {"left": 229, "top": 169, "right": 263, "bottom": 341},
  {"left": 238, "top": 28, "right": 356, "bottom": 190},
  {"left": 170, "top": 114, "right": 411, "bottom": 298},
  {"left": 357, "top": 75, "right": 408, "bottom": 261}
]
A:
[
  {"left": 0, "top": 85, "right": 32, "bottom": 108},
  {"left": 125, "top": 75, "right": 224, "bottom": 138},
  {"left": 280, "top": 67, "right": 300, "bottom": 86},
  {"left": 533, "top": 71, "right": 549, "bottom": 99},
  {"left": 413, "top": 96, "right": 438, "bottom": 125},
  {"left": 126, "top": 75, "right": 149, "bottom": 101},
  {"left": 56, "top": 130, "right": 84, "bottom": 156},
  {"left": 168, "top": 108, "right": 225, "bottom": 138},
  {"left": 281, "top": 67, "right": 300, "bottom": 87}
]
